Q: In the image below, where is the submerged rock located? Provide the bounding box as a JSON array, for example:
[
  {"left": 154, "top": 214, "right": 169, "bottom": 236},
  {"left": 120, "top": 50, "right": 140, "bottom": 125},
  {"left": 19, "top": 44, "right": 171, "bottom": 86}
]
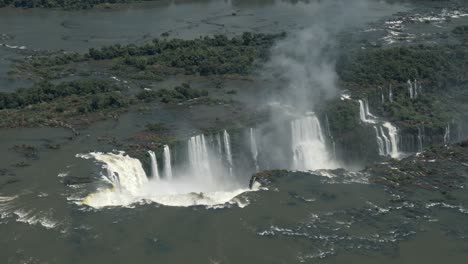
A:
[{"left": 367, "top": 141, "right": 468, "bottom": 193}]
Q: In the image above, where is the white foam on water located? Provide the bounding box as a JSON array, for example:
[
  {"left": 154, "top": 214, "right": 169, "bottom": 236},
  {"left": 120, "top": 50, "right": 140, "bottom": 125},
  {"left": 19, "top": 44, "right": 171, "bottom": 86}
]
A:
[
  {"left": 0, "top": 197, "right": 58, "bottom": 230},
  {"left": 77, "top": 140, "right": 259, "bottom": 209}
]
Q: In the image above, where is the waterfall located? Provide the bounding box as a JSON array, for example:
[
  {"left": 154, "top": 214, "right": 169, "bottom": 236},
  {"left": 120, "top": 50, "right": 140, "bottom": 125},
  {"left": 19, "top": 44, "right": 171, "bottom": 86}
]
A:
[
  {"left": 188, "top": 134, "right": 213, "bottom": 180},
  {"left": 291, "top": 115, "right": 336, "bottom": 171},
  {"left": 216, "top": 133, "right": 222, "bottom": 157},
  {"left": 382, "top": 122, "right": 400, "bottom": 158},
  {"left": 374, "top": 126, "right": 385, "bottom": 156},
  {"left": 325, "top": 114, "right": 332, "bottom": 137},
  {"left": 358, "top": 100, "right": 367, "bottom": 123},
  {"left": 148, "top": 151, "right": 160, "bottom": 181},
  {"left": 379, "top": 126, "right": 391, "bottom": 156},
  {"left": 444, "top": 123, "right": 450, "bottom": 144},
  {"left": 223, "top": 130, "right": 233, "bottom": 176},
  {"left": 249, "top": 128, "right": 259, "bottom": 172},
  {"left": 86, "top": 152, "right": 148, "bottom": 195},
  {"left": 380, "top": 87, "right": 385, "bottom": 104},
  {"left": 417, "top": 126, "right": 423, "bottom": 152},
  {"left": 389, "top": 85, "right": 393, "bottom": 103},
  {"left": 163, "top": 145, "right": 173, "bottom": 180},
  {"left": 358, "top": 99, "right": 376, "bottom": 124},
  {"left": 408, "top": 79, "right": 420, "bottom": 99},
  {"left": 407, "top": 79, "right": 414, "bottom": 99}
]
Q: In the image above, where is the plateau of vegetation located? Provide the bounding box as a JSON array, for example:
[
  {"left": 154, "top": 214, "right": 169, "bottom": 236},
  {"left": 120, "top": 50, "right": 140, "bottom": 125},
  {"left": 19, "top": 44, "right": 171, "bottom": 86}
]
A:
[{"left": 14, "top": 33, "right": 285, "bottom": 81}]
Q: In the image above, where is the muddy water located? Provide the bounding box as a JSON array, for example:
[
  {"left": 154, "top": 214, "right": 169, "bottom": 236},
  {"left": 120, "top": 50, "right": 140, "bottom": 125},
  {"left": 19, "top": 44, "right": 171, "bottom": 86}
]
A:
[
  {"left": 0, "top": 0, "right": 406, "bottom": 90},
  {"left": 3, "top": 1, "right": 468, "bottom": 263}
]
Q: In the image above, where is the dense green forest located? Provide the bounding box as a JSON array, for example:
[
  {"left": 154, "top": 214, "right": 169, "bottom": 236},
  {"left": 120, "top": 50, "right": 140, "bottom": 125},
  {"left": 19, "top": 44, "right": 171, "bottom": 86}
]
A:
[{"left": 15, "top": 33, "right": 284, "bottom": 80}]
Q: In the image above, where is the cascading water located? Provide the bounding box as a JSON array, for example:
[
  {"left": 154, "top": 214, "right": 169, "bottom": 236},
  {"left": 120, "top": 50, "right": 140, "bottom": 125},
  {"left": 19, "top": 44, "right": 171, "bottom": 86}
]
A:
[
  {"left": 373, "top": 126, "right": 385, "bottom": 156},
  {"left": 357, "top": 98, "right": 401, "bottom": 158},
  {"left": 216, "top": 133, "right": 222, "bottom": 157},
  {"left": 163, "top": 145, "right": 173, "bottom": 180},
  {"left": 408, "top": 79, "right": 415, "bottom": 99},
  {"left": 188, "top": 134, "right": 213, "bottom": 180},
  {"left": 380, "top": 87, "right": 385, "bottom": 105},
  {"left": 444, "top": 123, "right": 450, "bottom": 144},
  {"left": 291, "top": 115, "right": 337, "bottom": 171},
  {"left": 78, "top": 133, "right": 254, "bottom": 208},
  {"left": 379, "top": 126, "right": 391, "bottom": 156},
  {"left": 382, "top": 122, "right": 400, "bottom": 159},
  {"left": 358, "top": 99, "right": 376, "bottom": 124},
  {"left": 389, "top": 86, "right": 394, "bottom": 103},
  {"left": 417, "top": 126, "right": 424, "bottom": 152},
  {"left": 408, "top": 79, "right": 421, "bottom": 99},
  {"left": 148, "top": 151, "right": 160, "bottom": 180},
  {"left": 80, "top": 152, "right": 148, "bottom": 196},
  {"left": 223, "top": 130, "right": 233, "bottom": 176},
  {"left": 250, "top": 128, "right": 259, "bottom": 172}
]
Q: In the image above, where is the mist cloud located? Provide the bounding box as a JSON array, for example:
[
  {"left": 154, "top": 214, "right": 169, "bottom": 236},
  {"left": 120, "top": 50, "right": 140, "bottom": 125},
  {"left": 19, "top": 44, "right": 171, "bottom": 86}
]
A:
[{"left": 260, "top": 0, "right": 372, "bottom": 112}]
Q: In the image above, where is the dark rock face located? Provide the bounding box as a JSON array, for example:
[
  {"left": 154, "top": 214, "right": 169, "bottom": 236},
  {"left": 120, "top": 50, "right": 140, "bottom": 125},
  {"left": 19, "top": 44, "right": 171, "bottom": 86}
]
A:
[{"left": 367, "top": 141, "right": 468, "bottom": 193}]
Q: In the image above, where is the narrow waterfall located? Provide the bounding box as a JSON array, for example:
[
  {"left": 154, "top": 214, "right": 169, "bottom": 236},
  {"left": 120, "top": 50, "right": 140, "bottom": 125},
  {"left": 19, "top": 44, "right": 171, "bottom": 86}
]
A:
[
  {"left": 382, "top": 122, "right": 400, "bottom": 159},
  {"left": 380, "top": 126, "right": 391, "bottom": 156},
  {"left": 188, "top": 135, "right": 213, "bottom": 180},
  {"left": 358, "top": 99, "right": 376, "bottom": 124},
  {"left": 380, "top": 87, "right": 385, "bottom": 105},
  {"left": 84, "top": 152, "right": 148, "bottom": 195},
  {"left": 408, "top": 79, "right": 414, "bottom": 99},
  {"left": 364, "top": 99, "right": 377, "bottom": 119},
  {"left": 373, "top": 126, "right": 385, "bottom": 156},
  {"left": 250, "top": 128, "right": 259, "bottom": 172},
  {"left": 325, "top": 114, "right": 332, "bottom": 137},
  {"left": 163, "top": 145, "right": 173, "bottom": 180},
  {"left": 223, "top": 130, "right": 233, "bottom": 175},
  {"left": 417, "top": 126, "right": 423, "bottom": 152},
  {"left": 148, "top": 151, "right": 160, "bottom": 181},
  {"left": 291, "top": 115, "right": 336, "bottom": 171},
  {"left": 389, "top": 85, "right": 393, "bottom": 103},
  {"left": 444, "top": 123, "right": 450, "bottom": 144},
  {"left": 358, "top": 100, "right": 368, "bottom": 123},
  {"left": 408, "top": 79, "right": 420, "bottom": 99},
  {"left": 216, "top": 133, "right": 222, "bottom": 157}
]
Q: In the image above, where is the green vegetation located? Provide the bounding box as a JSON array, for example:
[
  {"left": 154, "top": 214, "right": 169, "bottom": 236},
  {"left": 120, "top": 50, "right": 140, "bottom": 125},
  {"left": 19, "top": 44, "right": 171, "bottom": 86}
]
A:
[
  {"left": 0, "top": 79, "right": 122, "bottom": 110},
  {"left": 324, "top": 100, "right": 360, "bottom": 134},
  {"left": 335, "top": 44, "right": 468, "bottom": 130},
  {"left": 136, "top": 83, "right": 209, "bottom": 104},
  {"left": 0, "top": 80, "right": 131, "bottom": 128},
  {"left": 338, "top": 45, "right": 468, "bottom": 88},
  {"left": 15, "top": 33, "right": 284, "bottom": 80}
]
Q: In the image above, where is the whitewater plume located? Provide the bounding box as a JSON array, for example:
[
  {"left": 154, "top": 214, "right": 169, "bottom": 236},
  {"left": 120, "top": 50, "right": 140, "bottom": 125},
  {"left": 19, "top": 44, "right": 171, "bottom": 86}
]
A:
[
  {"left": 358, "top": 99, "right": 376, "bottom": 124},
  {"left": 417, "top": 126, "right": 424, "bottom": 152},
  {"left": 357, "top": 98, "right": 401, "bottom": 158},
  {"left": 374, "top": 126, "right": 385, "bottom": 156},
  {"left": 382, "top": 122, "right": 400, "bottom": 159},
  {"left": 79, "top": 152, "right": 148, "bottom": 196},
  {"left": 78, "top": 131, "right": 255, "bottom": 208},
  {"left": 163, "top": 145, "right": 173, "bottom": 180},
  {"left": 250, "top": 128, "right": 259, "bottom": 172},
  {"left": 223, "top": 130, "right": 233, "bottom": 176},
  {"left": 444, "top": 123, "right": 450, "bottom": 144},
  {"left": 188, "top": 135, "right": 213, "bottom": 181},
  {"left": 291, "top": 115, "right": 338, "bottom": 171},
  {"left": 148, "top": 151, "right": 160, "bottom": 180}
]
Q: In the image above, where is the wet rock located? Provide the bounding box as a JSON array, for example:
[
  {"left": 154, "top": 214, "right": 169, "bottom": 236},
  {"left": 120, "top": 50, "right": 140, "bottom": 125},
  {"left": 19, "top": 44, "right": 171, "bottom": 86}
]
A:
[
  {"left": 249, "top": 170, "right": 289, "bottom": 189},
  {"left": 63, "top": 176, "right": 94, "bottom": 185},
  {"left": 367, "top": 141, "right": 468, "bottom": 193},
  {"left": 10, "top": 144, "right": 38, "bottom": 159}
]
